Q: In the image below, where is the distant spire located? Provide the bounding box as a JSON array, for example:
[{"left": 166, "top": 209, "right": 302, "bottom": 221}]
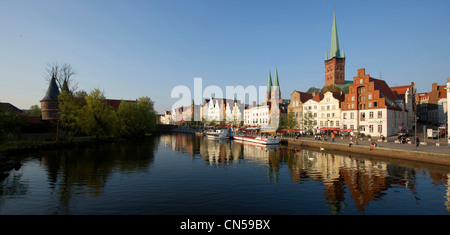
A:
[
  {"left": 267, "top": 70, "right": 272, "bottom": 93},
  {"left": 273, "top": 68, "right": 280, "bottom": 87},
  {"left": 328, "top": 10, "right": 343, "bottom": 60}
]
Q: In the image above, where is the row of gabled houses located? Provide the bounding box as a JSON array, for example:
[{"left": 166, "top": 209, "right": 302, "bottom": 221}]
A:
[{"left": 162, "top": 10, "right": 449, "bottom": 137}]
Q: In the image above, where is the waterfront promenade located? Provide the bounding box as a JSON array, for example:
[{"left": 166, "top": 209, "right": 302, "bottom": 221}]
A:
[{"left": 281, "top": 134, "right": 450, "bottom": 166}]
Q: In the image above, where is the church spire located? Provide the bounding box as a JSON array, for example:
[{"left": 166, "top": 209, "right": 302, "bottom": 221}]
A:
[
  {"left": 273, "top": 68, "right": 280, "bottom": 87},
  {"left": 328, "top": 11, "right": 344, "bottom": 60},
  {"left": 267, "top": 70, "right": 272, "bottom": 93}
]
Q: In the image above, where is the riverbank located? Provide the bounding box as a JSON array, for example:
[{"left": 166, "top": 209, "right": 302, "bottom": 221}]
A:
[{"left": 282, "top": 135, "right": 450, "bottom": 166}]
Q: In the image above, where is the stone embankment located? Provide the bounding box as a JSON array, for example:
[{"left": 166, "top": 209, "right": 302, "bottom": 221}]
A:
[{"left": 282, "top": 136, "right": 450, "bottom": 166}]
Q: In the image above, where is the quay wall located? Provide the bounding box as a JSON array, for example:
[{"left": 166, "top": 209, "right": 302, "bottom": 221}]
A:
[{"left": 283, "top": 138, "right": 450, "bottom": 166}]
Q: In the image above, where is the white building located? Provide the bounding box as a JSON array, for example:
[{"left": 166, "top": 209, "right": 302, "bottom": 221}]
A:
[
  {"left": 318, "top": 91, "right": 345, "bottom": 129},
  {"left": 160, "top": 110, "right": 173, "bottom": 124},
  {"left": 244, "top": 105, "right": 270, "bottom": 127},
  {"left": 302, "top": 93, "right": 323, "bottom": 132},
  {"left": 202, "top": 97, "right": 245, "bottom": 124}
]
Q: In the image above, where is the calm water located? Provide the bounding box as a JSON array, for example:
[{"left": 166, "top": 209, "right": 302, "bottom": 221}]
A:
[{"left": 0, "top": 133, "right": 449, "bottom": 215}]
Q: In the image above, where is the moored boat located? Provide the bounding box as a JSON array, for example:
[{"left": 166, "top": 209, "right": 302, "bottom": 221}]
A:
[{"left": 206, "top": 129, "right": 230, "bottom": 139}]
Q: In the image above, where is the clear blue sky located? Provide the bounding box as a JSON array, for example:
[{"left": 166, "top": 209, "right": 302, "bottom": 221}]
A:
[{"left": 1, "top": 0, "right": 449, "bottom": 113}]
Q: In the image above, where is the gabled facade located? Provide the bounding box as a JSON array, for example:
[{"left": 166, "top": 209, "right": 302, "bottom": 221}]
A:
[
  {"left": 318, "top": 91, "right": 345, "bottom": 129},
  {"left": 287, "top": 90, "right": 313, "bottom": 129},
  {"left": 302, "top": 93, "right": 323, "bottom": 132},
  {"left": 340, "top": 69, "right": 407, "bottom": 137}
]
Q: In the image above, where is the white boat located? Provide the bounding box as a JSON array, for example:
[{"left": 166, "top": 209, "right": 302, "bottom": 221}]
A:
[
  {"left": 233, "top": 135, "right": 280, "bottom": 145},
  {"left": 206, "top": 129, "right": 230, "bottom": 139}
]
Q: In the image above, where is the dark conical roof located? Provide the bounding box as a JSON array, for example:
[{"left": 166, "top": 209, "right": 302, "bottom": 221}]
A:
[{"left": 41, "top": 75, "right": 60, "bottom": 101}]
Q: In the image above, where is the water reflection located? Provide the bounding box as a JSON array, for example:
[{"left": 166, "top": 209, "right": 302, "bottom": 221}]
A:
[
  {"left": 0, "top": 133, "right": 449, "bottom": 214},
  {"left": 161, "top": 134, "right": 450, "bottom": 214}
]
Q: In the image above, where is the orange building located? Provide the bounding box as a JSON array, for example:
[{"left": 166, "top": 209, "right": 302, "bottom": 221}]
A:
[{"left": 340, "top": 69, "right": 408, "bottom": 137}]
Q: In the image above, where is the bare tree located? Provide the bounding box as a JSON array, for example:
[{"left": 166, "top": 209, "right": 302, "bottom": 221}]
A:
[{"left": 45, "top": 62, "right": 78, "bottom": 93}]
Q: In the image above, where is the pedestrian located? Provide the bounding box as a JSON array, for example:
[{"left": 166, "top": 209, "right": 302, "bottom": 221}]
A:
[
  {"left": 416, "top": 136, "right": 420, "bottom": 148},
  {"left": 331, "top": 132, "right": 335, "bottom": 142}
]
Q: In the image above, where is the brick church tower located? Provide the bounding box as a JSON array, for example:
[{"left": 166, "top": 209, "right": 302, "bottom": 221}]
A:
[{"left": 324, "top": 11, "right": 345, "bottom": 87}]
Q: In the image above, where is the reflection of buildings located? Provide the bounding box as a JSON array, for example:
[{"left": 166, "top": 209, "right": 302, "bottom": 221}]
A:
[{"left": 161, "top": 134, "right": 450, "bottom": 213}]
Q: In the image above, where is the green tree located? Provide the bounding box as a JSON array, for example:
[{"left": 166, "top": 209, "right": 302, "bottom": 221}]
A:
[
  {"left": 58, "top": 90, "right": 83, "bottom": 141},
  {"left": 285, "top": 110, "right": 298, "bottom": 130},
  {"left": 116, "top": 96, "right": 156, "bottom": 138},
  {"left": 79, "top": 89, "right": 116, "bottom": 140},
  {"left": 28, "top": 105, "right": 41, "bottom": 117},
  {"left": 306, "top": 87, "right": 321, "bottom": 94},
  {"left": 0, "top": 109, "right": 27, "bottom": 142},
  {"left": 320, "top": 84, "right": 342, "bottom": 94}
]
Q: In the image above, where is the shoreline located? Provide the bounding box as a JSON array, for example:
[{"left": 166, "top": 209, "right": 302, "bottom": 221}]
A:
[{"left": 282, "top": 137, "right": 450, "bottom": 166}]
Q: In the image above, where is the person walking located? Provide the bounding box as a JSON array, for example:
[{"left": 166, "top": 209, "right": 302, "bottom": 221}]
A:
[
  {"left": 416, "top": 136, "right": 420, "bottom": 148},
  {"left": 331, "top": 132, "right": 335, "bottom": 142}
]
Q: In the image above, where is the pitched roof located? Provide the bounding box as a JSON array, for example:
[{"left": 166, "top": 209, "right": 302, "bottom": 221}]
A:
[
  {"left": 292, "top": 90, "right": 313, "bottom": 103},
  {"left": 311, "top": 93, "right": 324, "bottom": 102},
  {"left": 41, "top": 75, "right": 60, "bottom": 101},
  {"left": 391, "top": 82, "right": 414, "bottom": 100},
  {"left": 327, "top": 11, "right": 344, "bottom": 60},
  {"left": 0, "top": 102, "right": 25, "bottom": 114}
]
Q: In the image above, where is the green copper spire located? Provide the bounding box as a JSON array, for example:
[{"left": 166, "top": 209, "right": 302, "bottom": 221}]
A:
[
  {"left": 328, "top": 11, "right": 344, "bottom": 60},
  {"left": 267, "top": 70, "right": 272, "bottom": 93},
  {"left": 273, "top": 68, "right": 280, "bottom": 87}
]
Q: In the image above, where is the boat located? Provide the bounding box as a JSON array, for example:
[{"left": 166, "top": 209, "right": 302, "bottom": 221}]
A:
[
  {"left": 206, "top": 129, "right": 230, "bottom": 139},
  {"left": 232, "top": 135, "right": 280, "bottom": 145}
]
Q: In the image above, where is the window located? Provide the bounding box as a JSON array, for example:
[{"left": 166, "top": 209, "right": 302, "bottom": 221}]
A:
[
  {"left": 336, "top": 121, "right": 339, "bottom": 127},
  {"left": 369, "top": 111, "right": 374, "bottom": 118},
  {"left": 368, "top": 102, "right": 372, "bottom": 108},
  {"left": 320, "top": 121, "right": 323, "bottom": 127},
  {"left": 350, "top": 113, "right": 354, "bottom": 119},
  {"left": 368, "top": 94, "right": 372, "bottom": 100},
  {"left": 360, "top": 79, "right": 363, "bottom": 84},
  {"left": 347, "top": 104, "right": 350, "bottom": 109},
  {"left": 330, "top": 121, "right": 334, "bottom": 127},
  {"left": 378, "top": 111, "right": 383, "bottom": 118},
  {"left": 343, "top": 124, "right": 347, "bottom": 130},
  {"left": 361, "top": 112, "right": 365, "bottom": 120},
  {"left": 378, "top": 125, "right": 383, "bottom": 133},
  {"left": 351, "top": 96, "right": 355, "bottom": 101},
  {"left": 343, "top": 113, "right": 347, "bottom": 119},
  {"left": 351, "top": 103, "right": 355, "bottom": 109}
]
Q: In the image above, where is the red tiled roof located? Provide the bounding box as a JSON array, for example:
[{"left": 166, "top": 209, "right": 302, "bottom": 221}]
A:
[{"left": 311, "top": 93, "right": 324, "bottom": 102}]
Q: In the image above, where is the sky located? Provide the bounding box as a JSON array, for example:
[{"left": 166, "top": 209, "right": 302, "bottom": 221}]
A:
[{"left": 1, "top": 0, "right": 449, "bottom": 113}]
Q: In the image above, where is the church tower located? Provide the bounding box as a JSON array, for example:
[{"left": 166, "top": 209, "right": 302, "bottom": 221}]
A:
[{"left": 324, "top": 11, "right": 345, "bottom": 87}]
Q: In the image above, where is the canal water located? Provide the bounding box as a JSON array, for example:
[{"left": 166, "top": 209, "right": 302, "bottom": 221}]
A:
[{"left": 0, "top": 133, "right": 449, "bottom": 215}]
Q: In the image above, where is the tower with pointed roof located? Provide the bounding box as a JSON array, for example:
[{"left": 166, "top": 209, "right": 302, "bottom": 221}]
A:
[
  {"left": 40, "top": 75, "right": 60, "bottom": 120},
  {"left": 266, "top": 71, "right": 272, "bottom": 105},
  {"left": 325, "top": 11, "right": 345, "bottom": 87}
]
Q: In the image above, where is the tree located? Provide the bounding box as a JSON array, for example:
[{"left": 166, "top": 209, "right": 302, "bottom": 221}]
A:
[
  {"left": 306, "top": 87, "right": 321, "bottom": 94},
  {"left": 303, "top": 111, "right": 315, "bottom": 133},
  {"left": 285, "top": 110, "right": 298, "bottom": 130},
  {"left": 78, "top": 89, "right": 116, "bottom": 140},
  {"left": 116, "top": 96, "right": 157, "bottom": 138},
  {"left": 45, "top": 62, "right": 78, "bottom": 93},
  {"left": 320, "top": 84, "right": 342, "bottom": 94},
  {"left": 28, "top": 105, "right": 41, "bottom": 117},
  {"left": 0, "top": 109, "right": 27, "bottom": 142},
  {"left": 58, "top": 91, "right": 83, "bottom": 141}
]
